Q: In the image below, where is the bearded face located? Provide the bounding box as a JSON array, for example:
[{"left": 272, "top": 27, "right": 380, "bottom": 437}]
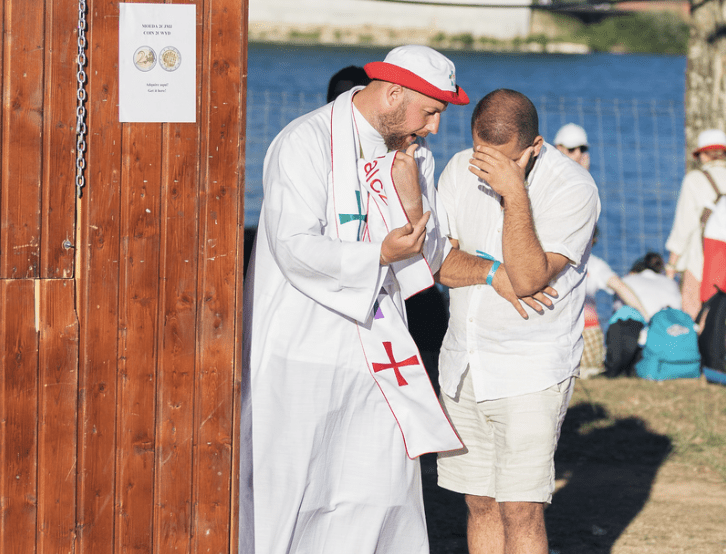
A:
[
  {"left": 377, "top": 97, "right": 412, "bottom": 152},
  {"left": 370, "top": 87, "right": 446, "bottom": 152}
]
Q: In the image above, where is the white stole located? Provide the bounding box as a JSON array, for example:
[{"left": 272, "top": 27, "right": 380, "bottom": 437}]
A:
[{"left": 330, "top": 90, "right": 462, "bottom": 458}]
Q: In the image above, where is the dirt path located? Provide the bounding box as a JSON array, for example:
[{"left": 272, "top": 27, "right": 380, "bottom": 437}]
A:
[
  {"left": 610, "top": 463, "right": 726, "bottom": 553},
  {"left": 422, "top": 393, "right": 726, "bottom": 554}
]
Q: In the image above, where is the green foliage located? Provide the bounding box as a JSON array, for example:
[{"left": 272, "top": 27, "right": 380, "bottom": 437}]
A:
[
  {"left": 288, "top": 29, "right": 321, "bottom": 42},
  {"left": 477, "top": 35, "right": 500, "bottom": 46},
  {"left": 431, "top": 32, "right": 447, "bottom": 45},
  {"left": 451, "top": 33, "right": 475, "bottom": 49},
  {"left": 527, "top": 33, "right": 549, "bottom": 47},
  {"left": 273, "top": 10, "right": 687, "bottom": 55},
  {"left": 582, "top": 12, "right": 689, "bottom": 54}
]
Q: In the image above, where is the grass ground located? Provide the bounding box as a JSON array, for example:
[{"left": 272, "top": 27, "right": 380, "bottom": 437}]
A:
[{"left": 422, "top": 375, "right": 726, "bottom": 553}]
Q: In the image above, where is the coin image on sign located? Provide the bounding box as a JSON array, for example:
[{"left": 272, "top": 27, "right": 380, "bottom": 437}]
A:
[
  {"left": 133, "top": 46, "right": 156, "bottom": 72},
  {"left": 160, "top": 46, "right": 182, "bottom": 72}
]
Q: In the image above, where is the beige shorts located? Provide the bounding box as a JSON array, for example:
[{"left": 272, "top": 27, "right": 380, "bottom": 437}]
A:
[{"left": 437, "top": 369, "right": 574, "bottom": 503}]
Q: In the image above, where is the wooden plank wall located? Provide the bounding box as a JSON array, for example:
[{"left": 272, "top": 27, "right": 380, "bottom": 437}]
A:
[
  {"left": 0, "top": 0, "right": 247, "bottom": 552},
  {"left": 0, "top": 0, "right": 79, "bottom": 552}
]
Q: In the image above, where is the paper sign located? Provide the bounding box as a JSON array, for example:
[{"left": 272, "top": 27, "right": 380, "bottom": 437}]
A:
[{"left": 119, "top": 3, "right": 196, "bottom": 123}]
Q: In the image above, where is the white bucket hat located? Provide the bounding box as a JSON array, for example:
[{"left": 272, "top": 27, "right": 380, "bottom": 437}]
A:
[
  {"left": 693, "top": 129, "right": 726, "bottom": 157},
  {"left": 554, "top": 123, "right": 588, "bottom": 149},
  {"left": 364, "top": 45, "right": 469, "bottom": 105}
]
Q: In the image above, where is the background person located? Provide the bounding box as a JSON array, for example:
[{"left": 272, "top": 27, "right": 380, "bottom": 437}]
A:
[
  {"left": 666, "top": 129, "right": 726, "bottom": 319},
  {"left": 554, "top": 122, "right": 590, "bottom": 170},
  {"left": 436, "top": 89, "right": 600, "bottom": 554},
  {"left": 242, "top": 45, "right": 470, "bottom": 554},
  {"left": 605, "top": 252, "right": 683, "bottom": 377},
  {"left": 326, "top": 64, "right": 371, "bottom": 102},
  {"left": 553, "top": 127, "right": 624, "bottom": 377},
  {"left": 582, "top": 240, "right": 648, "bottom": 377},
  {"left": 614, "top": 252, "right": 682, "bottom": 318}
]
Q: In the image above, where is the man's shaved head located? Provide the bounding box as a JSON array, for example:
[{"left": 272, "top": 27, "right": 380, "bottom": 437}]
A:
[{"left": 471, "top": 89, "right": 539, "bottom": 151}]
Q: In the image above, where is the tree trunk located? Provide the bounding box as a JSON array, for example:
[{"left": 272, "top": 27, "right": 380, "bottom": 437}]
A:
[{"left": 685, "top": 0, "right": 726, "bottom": 170}]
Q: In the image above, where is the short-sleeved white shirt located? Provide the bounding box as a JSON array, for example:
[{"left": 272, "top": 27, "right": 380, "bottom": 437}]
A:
[
  {"left": 666, "top": 160, "right": 726, "bottom": 279},
  {"left": 585, "top": 255, "right": 616, "bottom": 298},
  {"left": 613, "top": 269, "right": 682, "bottom": 320},
  {"left": 438, "top": 143, "right": 600, "bottom": 401},
  {"left": 584, "top": 254, "right": 616, "bottom": 328}
]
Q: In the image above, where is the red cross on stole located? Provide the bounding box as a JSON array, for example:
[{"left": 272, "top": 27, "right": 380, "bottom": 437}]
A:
[{"left": 371, "top": 341, "right": 419, "bottom": 386}]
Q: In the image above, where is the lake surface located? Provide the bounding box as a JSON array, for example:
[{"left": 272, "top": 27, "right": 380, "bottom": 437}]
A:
[{"left": 247, "top": 43, "right": 685, "bottom": 102}]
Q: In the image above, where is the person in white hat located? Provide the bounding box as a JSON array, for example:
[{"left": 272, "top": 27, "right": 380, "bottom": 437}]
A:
[
  {"left": 553, "top": 122, "right": 590, "bottom": 170},
  {"left": 665, "top": 128, "right": 726, "bottom": 319},
  {"left": 434, "top": 89, "right": 600, "bottom": 554},
  {"left": 240, "top": 45, "right": 469, "bottom": 554}
]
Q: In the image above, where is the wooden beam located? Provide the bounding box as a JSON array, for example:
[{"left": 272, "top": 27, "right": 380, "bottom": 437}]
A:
[
  {"left": 1, "top": 1, "right": 45, "bottom": 278},
  {"left": 0, "top": 279, "right": 39, "bottom": 553},
  {"left": 37, "top": 279, "right": 78, "bottom": 552}
]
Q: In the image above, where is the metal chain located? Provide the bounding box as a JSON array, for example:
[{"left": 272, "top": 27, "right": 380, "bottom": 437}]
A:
[{"left": 75, "top": 0, "right": 88, "bottom": 198}]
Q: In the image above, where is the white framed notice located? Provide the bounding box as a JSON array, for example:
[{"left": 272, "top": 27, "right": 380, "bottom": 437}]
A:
[{"left": 119, "top": 3, "right": 196, "bottom": 123}]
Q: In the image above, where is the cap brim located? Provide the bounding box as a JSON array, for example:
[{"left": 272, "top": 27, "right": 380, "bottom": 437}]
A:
[
  {"left": 364, "top": 61, "right": 469, "bottom": 106},
  {"left": 693, "top": 144, "right": 726, "bottom": 158}
]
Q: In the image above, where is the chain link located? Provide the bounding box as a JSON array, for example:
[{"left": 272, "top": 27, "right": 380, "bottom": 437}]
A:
[{"left": 75, "top": 0, "right": 88, "bottom": 198}]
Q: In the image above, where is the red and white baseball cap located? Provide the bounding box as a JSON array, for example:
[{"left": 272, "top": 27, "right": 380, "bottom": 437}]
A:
[
  {"left": 364, "top": 45, "right": 469, "bottom": 106},
  {"left": 693, "top": 129, "right": 726, "bottom": 158}
]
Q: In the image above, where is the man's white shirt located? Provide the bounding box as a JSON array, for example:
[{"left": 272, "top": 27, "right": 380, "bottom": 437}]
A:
[{"left": 437, "top": 143, "right": 600, "bottom": 402}]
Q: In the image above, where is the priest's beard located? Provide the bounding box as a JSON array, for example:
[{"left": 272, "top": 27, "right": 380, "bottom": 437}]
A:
[{"left": 377, "top": 99, "right": 411, "bottom": 152}]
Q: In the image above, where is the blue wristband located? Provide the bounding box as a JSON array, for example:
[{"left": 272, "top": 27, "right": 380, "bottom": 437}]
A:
[
  {"left": 475, "top": 250, "right": 495, "bottom": 261},
  {"left": 486, "top": 260, "right": 500, "bottom": 286}
]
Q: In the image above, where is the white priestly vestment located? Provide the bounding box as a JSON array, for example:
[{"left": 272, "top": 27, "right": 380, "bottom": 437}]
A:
[{"left": 240, "top": 88, "right": 456, "bottom": 554}]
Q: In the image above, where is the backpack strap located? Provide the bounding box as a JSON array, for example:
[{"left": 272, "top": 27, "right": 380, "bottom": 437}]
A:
[
  {"left": 700, "top": 169, "right": 723, "bottom": 238},
  {"left": 696, "top": 283, "right": 726, "bottom": 327},
  {"left": 702, "top": 169, "right": 722, "bottom": 200}
]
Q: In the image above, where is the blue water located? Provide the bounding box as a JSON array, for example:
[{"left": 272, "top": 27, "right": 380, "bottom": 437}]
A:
[{"left": 247, "top": 43, "right": 685, "bottom": 102}]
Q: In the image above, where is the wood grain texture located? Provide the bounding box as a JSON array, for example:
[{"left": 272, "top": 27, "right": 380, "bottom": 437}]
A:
[
  {"left": 75, "top": 0, "right": 122, "bottom": 550},
  {"left": 40, "top": 0, "right": 77, "bottom": 279},
  {"left": 115, "top": 121, "right": 162, "bottom": 554},
  {"left": 232, "top": 0, "right": 249, "bottom": 551},
  {"left": 153, "top": 47, "right": 200, "bottom": 554},
  {"left": 37, "top": 279, "right": 78, "bottom": 552},
  {"left": 0, "top": 279, "right": 39, "bottom": 554},
  {"left": 153, "top": 127, "right": 198, "bottom": 552},
  {"left": 193, "top": 0, "right": 246, "bottom": 551},
  {"left": 1, "top": 2, "right": 44, "bottom": 278},
  {"left": 0, "top": 0, "right": 247, "bottom": 551}
]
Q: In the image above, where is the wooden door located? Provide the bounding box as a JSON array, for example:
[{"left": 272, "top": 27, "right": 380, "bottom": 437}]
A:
[{"left": 0, "top": 0, "right": 247, "bottom": 552}]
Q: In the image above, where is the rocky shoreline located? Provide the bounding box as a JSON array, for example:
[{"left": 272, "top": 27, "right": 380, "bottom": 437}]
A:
[{"left": 248, "top": 21, "right": 591, "bottom": 55}]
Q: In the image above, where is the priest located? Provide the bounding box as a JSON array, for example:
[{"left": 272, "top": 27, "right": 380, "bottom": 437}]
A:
[{"left": 240, "top": 45, "right": 469, "bottom": 553}]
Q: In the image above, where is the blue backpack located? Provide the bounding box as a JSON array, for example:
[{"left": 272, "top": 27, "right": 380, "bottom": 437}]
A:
[{"left": 635, "top": 307, "right": 701, "bottom": 380}]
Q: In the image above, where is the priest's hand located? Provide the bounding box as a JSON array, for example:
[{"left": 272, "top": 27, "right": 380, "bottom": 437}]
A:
[
  {"left": 380, "top": 212, "right": 430, "bottom": 265},
  {"left": 491, "top": 263, "right": 557, "bottom": 319},
  {"left": 392, "top": 143, "right": 424, "bottom": 223}
]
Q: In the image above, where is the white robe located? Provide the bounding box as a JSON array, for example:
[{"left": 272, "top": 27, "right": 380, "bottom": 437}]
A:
[{"left": 240, "top": 89, "right": 452, "bottom": 554}]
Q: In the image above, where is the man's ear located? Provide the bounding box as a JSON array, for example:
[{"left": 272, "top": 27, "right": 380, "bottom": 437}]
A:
[
  {"left": 384, "top": 83, "right": 405, "bottom": 108},
  {"left": 532, "top": 135, "right": 544, "bottom": 157}
]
